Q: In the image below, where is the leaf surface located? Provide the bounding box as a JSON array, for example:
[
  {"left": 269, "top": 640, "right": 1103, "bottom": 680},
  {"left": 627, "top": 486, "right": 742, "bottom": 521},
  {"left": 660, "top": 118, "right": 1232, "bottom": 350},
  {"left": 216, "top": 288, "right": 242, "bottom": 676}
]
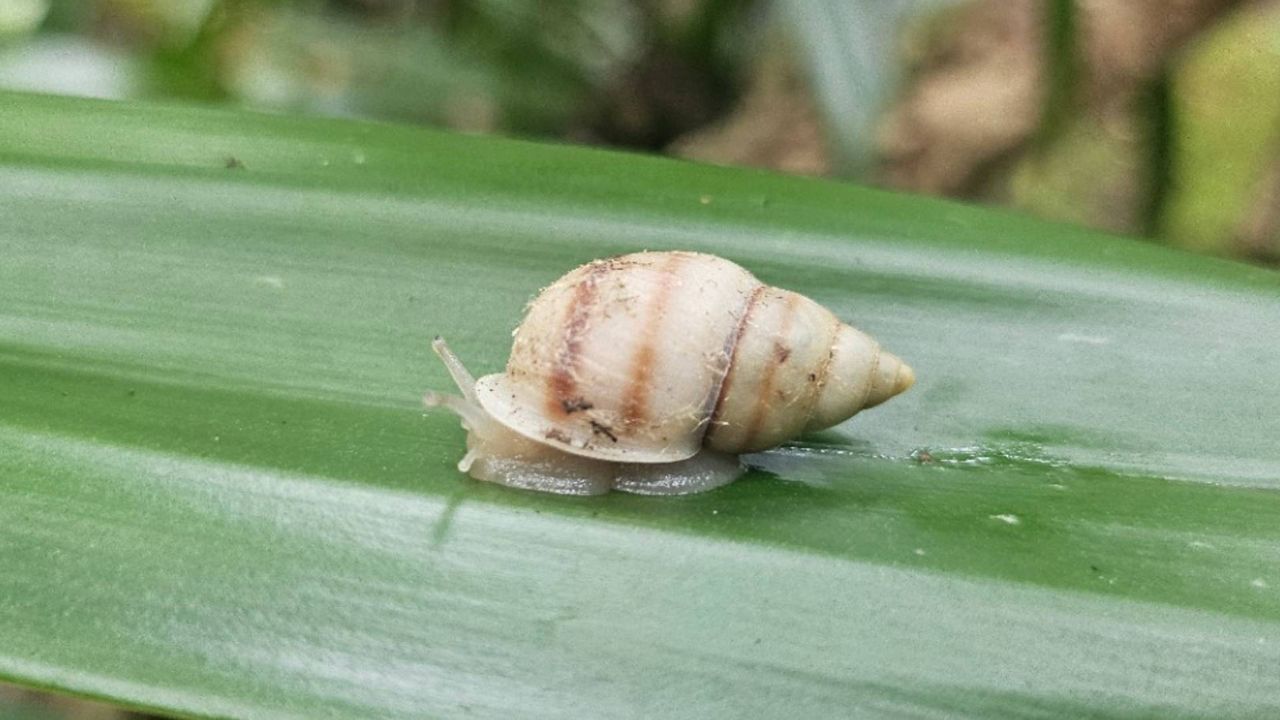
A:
[{"left": 1, "top": 92, "right": 1279, "bottom": 719}]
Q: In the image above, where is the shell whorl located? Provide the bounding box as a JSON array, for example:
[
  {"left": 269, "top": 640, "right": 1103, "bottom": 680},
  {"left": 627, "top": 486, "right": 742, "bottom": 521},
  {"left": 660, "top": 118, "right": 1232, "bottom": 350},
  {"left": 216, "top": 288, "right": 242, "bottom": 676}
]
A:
[
  {"left": 703, "top": 288, "right": 914, "bottom": 454},
  {"left": 473, "top": 251, "right": 913, "bottom": 462}
]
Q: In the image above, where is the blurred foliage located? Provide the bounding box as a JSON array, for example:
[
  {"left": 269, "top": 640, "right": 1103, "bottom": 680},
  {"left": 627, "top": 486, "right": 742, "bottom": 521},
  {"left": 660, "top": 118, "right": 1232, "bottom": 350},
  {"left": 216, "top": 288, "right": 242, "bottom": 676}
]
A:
[
  {"left": 0, "top": 0, "right": 49, "bottom": 36},
  {"left": 3, "top": 0, "right": 1278, "bottom": 261},
  {"left": 0, "top": 0, "right": 756, "bottom": 146},
  {"left": 1163, "top": 1, "right": 1280, "bottom": 259}
]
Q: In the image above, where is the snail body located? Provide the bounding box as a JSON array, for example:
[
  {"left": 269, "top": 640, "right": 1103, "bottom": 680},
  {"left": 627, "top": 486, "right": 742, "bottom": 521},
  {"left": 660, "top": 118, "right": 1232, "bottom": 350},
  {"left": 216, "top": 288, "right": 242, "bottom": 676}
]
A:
[{"left": 425, "top": 251, "right": 914, "bottom": 495}]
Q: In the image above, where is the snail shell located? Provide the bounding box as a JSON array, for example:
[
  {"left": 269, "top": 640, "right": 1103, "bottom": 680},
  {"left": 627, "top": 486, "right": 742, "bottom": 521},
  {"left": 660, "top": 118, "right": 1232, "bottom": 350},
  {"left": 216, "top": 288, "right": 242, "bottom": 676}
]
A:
[{"left": 426, "top": 251, "right": 914, "bottom": 495}]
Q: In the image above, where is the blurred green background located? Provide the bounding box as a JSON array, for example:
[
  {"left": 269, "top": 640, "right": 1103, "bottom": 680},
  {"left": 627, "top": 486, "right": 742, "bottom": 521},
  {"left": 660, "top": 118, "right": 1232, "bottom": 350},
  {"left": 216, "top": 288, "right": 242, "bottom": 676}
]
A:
[
  {"left": 1, "top": 1, "right": 1278, "bottom": 717},
  {"left": 2, "top": 0, "right": 1277, "bottom": 262}
]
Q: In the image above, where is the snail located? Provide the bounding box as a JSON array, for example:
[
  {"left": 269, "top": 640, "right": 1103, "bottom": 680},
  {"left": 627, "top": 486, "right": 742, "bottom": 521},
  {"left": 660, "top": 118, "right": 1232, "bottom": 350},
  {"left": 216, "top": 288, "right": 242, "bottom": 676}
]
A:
[{"left": 424, "top": 251, "right": 914, "bottom": 495}]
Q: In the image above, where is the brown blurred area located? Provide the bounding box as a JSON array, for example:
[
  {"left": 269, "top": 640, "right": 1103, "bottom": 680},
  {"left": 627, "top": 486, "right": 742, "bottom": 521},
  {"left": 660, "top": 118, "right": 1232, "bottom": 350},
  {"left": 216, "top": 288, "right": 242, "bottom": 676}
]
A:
[
  {"left": 879, "top": 0, "right": 1236, "bottom": 196},
  {"left": 669, "top": 0, "right": 1280, "bottom": 262},
  {"left": 0, "top": 682, "right": 155, "bottom": 720}
]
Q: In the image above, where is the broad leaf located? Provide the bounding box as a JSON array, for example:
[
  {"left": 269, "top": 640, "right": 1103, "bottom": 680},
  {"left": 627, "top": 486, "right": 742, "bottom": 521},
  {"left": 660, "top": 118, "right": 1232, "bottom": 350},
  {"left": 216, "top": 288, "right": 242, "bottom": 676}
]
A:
[{"left": 1, "top": 91, "right": 1279, "bottom": 718}]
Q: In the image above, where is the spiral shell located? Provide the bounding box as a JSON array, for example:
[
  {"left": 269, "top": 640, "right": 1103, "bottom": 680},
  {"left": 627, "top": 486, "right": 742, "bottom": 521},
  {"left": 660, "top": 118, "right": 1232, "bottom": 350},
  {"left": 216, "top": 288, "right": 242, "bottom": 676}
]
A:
[{"left": 471, "top": 251, "right": 914, "bottom": 463}]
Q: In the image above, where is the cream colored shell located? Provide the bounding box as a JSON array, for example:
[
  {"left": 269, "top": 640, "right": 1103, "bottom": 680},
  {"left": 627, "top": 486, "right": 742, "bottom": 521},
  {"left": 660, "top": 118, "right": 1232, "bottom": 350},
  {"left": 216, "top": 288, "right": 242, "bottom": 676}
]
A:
[{"left": 472, "top": 251, "right": 913, "bottom": 463}]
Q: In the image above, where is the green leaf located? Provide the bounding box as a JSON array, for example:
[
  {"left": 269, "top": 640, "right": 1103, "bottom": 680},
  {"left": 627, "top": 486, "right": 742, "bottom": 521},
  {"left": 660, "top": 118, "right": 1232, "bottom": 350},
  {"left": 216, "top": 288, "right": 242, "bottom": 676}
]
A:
[{"left": 2, "top": 90, "right": 1279, "bottom": 718}]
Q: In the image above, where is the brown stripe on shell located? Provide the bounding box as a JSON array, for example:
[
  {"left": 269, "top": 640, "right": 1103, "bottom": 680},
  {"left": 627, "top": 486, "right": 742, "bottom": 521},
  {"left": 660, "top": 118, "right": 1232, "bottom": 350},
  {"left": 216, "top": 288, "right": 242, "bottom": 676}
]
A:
[
  {"left": 702, "top": 284, "right": 766, "bottom": 442},
  {"left": 856, "top": 345, "right": 883, "bottom": 411},
  {"left": 739, "top": 291, "right": 800, "bottom": 450},
  {"left": 546, "top": 261, "right": 608, "bottom": 418},
  {"left": 799, "top": 315, "right": 844, "bottom": 426},
  {"left": 619, "top": 253, "right": 687, "bottom": 428}
]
